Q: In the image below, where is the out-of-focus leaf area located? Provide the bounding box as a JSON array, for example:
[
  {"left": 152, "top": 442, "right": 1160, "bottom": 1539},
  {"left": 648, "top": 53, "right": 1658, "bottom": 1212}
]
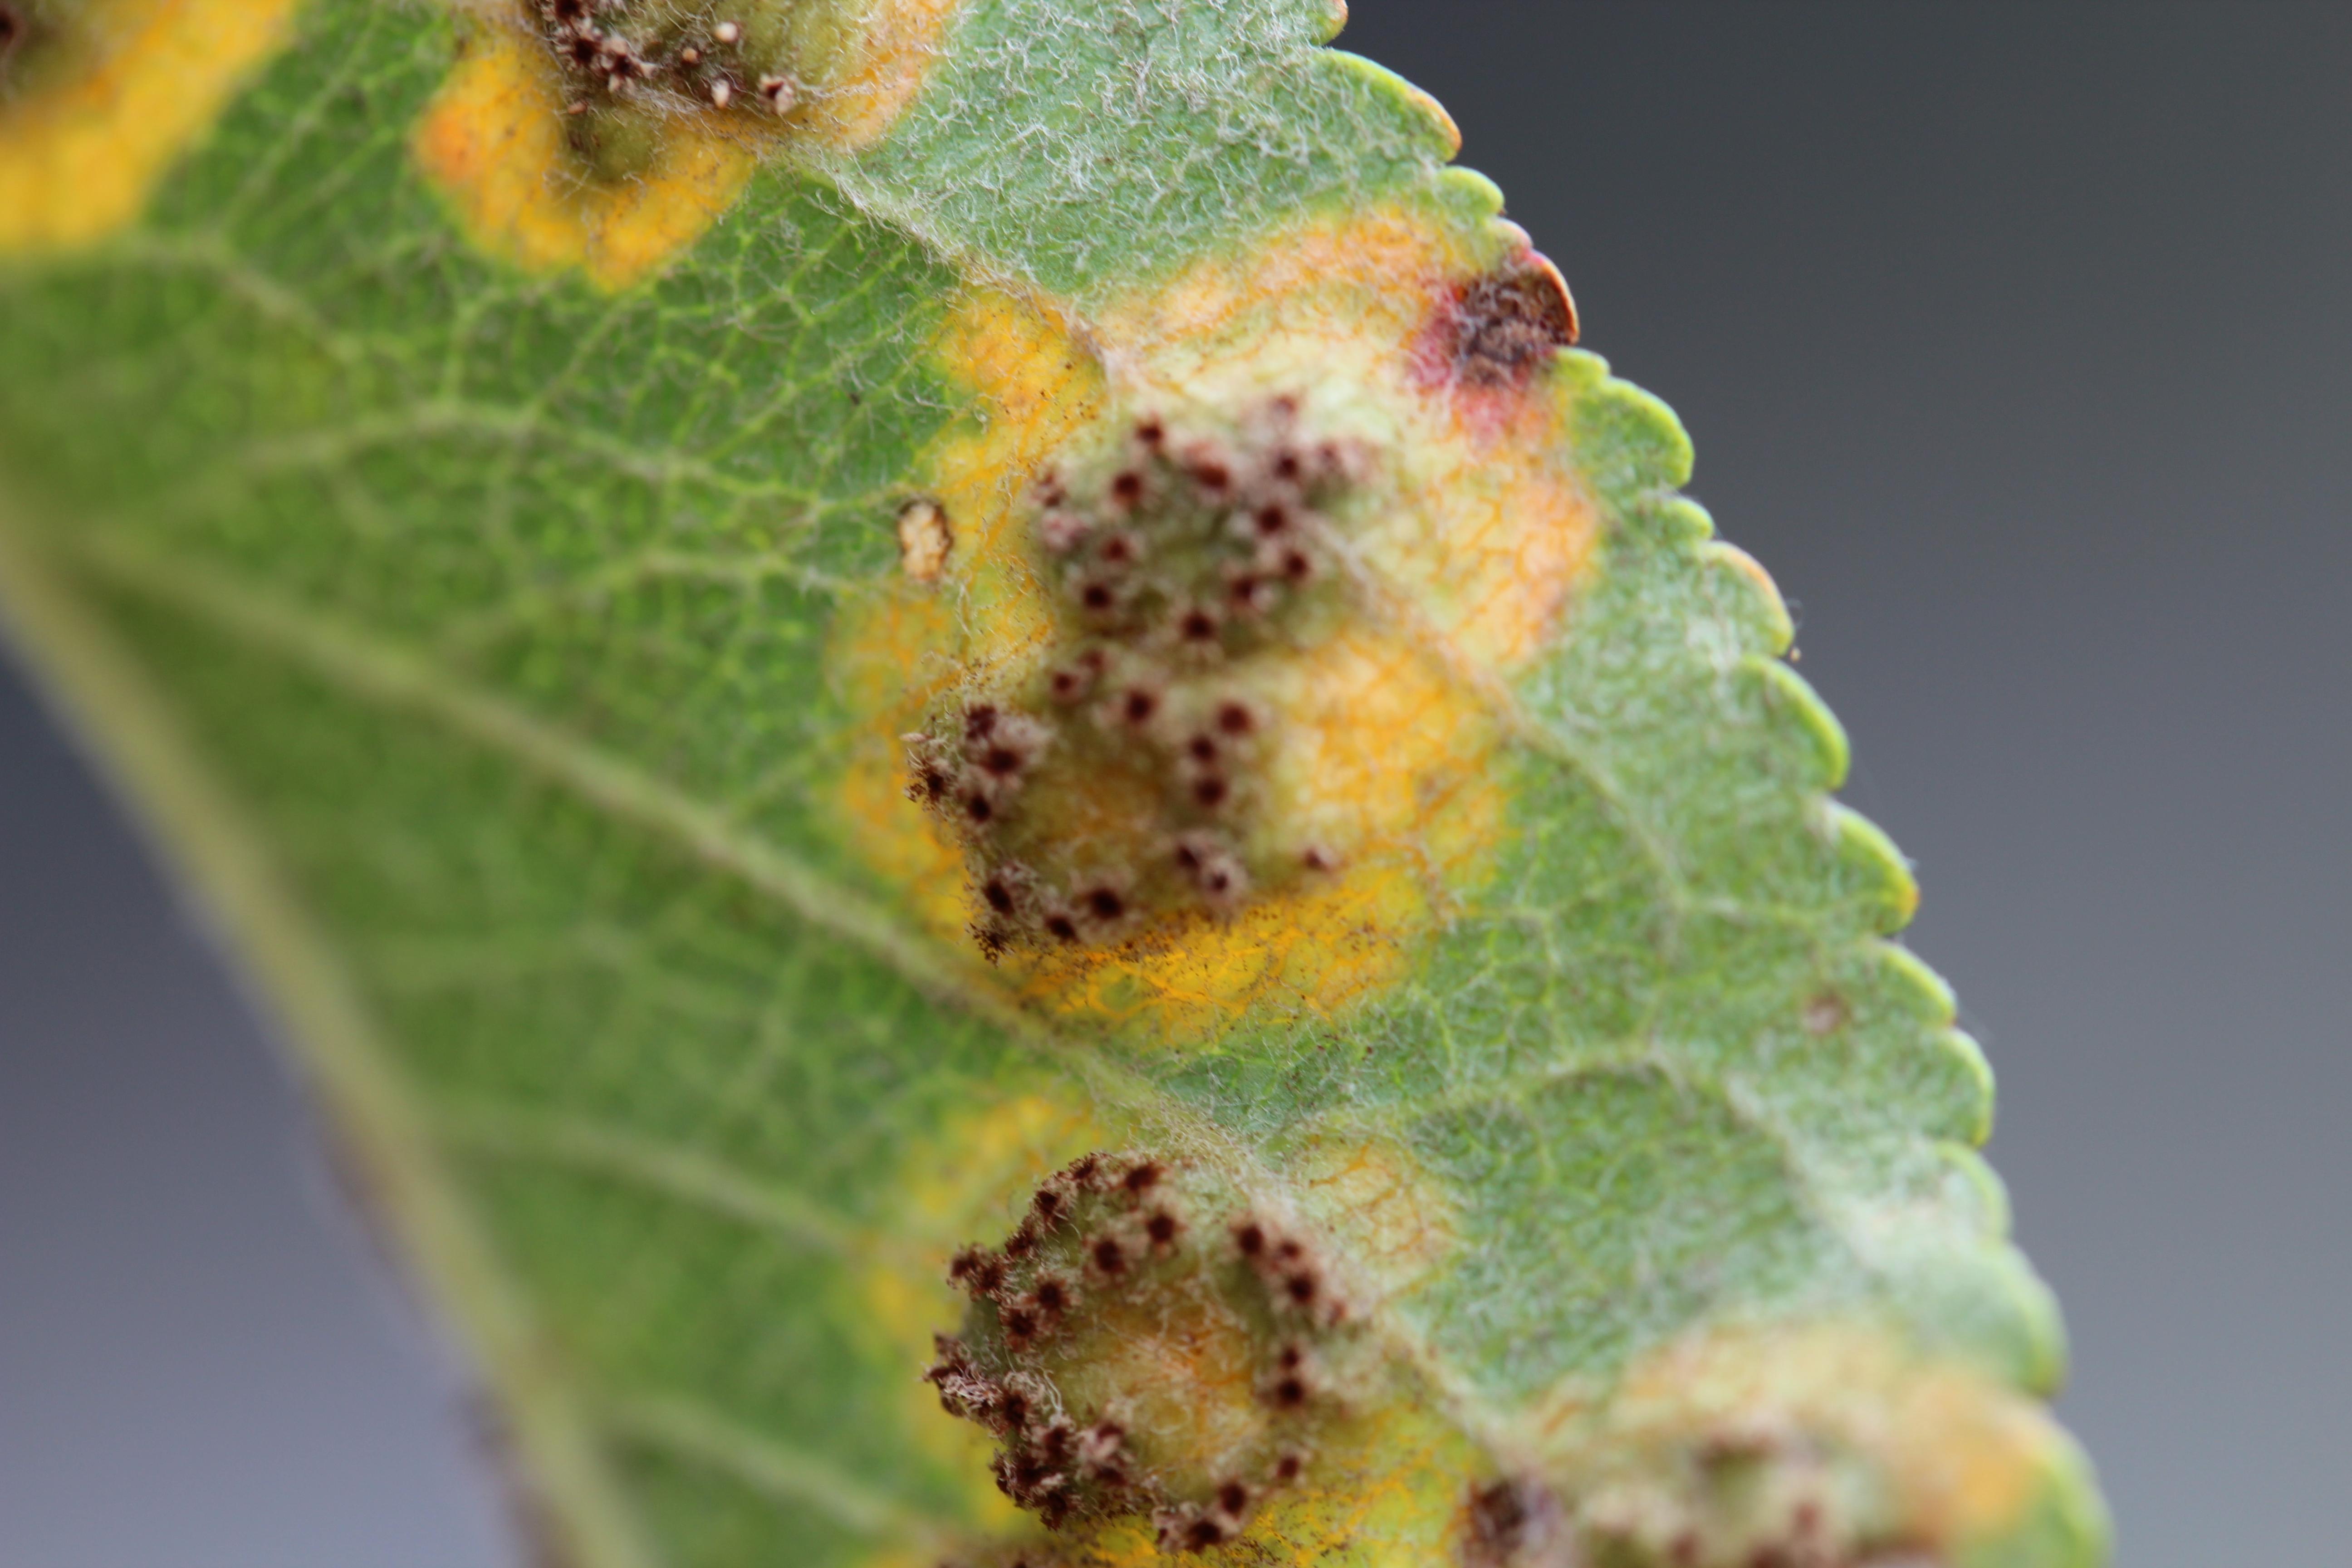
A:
[{"left": 0, "top": 0, "right": 2107, "bottom": 1564}]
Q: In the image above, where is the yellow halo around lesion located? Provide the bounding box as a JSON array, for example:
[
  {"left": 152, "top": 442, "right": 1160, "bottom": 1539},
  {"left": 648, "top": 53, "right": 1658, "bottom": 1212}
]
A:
[
  {"left": 409, "top": 0, "right": 959, "bottom": 290},
  {"left": 853, "top": 1090, "right": 1113, "bottom": 1536},
  {"left": 1533, "top": 1320, "right": 2106, "bottom": 1566},
  {"left": 1000, "top": 620, "right": 1506, "bottom": 1040},
  {"left": 1102, "top": 199, "right": 1597, "bottom": 672},
  {"left": 0, "top": 0, "right": 300, "bottom": 253},
  {"left": 834, "top": 200, "right": 1601, "bottom": 1045},
  {"left": 932, "top": 1402, "right": 1490, "bottom": 1568},
  {"left": 411, "top": 21, "right": 762, "bottom": 293},
  {"left": 813, "top": 0, "right": 963, "bottom": 152},
  {"left": 832, "top": 281, "right": 1104, "bottom": 941}
]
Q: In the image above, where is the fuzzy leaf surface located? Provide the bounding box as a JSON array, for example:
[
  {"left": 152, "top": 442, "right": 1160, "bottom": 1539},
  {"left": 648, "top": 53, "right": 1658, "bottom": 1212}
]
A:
[{"left": 0, "top": 2, "right": 2105, "bottom": 1565}]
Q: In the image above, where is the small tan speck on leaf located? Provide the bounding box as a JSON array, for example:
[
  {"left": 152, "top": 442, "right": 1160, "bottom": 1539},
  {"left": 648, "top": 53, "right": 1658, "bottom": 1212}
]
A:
[{"left": 898, "top": 498, "right": 953, "bottom": 582}]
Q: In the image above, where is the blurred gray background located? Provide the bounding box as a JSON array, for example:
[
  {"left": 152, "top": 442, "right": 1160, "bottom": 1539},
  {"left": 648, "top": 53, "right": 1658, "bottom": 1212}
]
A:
[{"left": 5, "top": 3, "right": 2346, "bottom": 1563}]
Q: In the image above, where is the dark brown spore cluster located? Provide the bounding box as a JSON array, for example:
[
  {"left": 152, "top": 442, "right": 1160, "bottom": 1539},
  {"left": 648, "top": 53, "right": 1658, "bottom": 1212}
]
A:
[
  {"left": 0, "top": 0, "right": 71, "bottom": 99},
  {"left": 531, "top": 0, "right": 801, "bottom": 176},
  {"left": 1437, "top": 253, "right": 1580, "bottom": 391},
  {"left": 924, "top": 1154, "right": 1353, "bottom": 1554},
  {"left": 1462, "top": 1478, "right": 1573, "bottom": 1568},
  {"left": 1568, "top": 1421, "right": 1889, "bottom": 1568},
  {"left": 906, "top": 399, "right": 1368, "bottom": 960}
]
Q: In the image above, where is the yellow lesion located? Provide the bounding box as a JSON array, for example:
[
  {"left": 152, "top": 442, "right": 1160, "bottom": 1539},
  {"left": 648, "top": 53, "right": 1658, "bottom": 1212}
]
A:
[
  {"left": 412, "top": 21, "right": 761, "bottom": 292},
  {"left": 1102, "top": 200, "right": 1595, "bottom": 672},
  {"left": 1531, "top": 1320, "right": 2105, "bottom": 1565},
  {"left": 952, "top": 1404, "right": 1490, "bottom": 1568},
  {"left": 1233, "top": 1408, "right": 1494, "bottom": 1568},
  {"left": 852, "top": 1090, "right": 1112, "bottom": 1531},
  {"left": 410, "top": 0, "right": 957, "bottom": 289},
  {"left": 1010, "top": 850, "right": 1446, "bottom": 1038},
  {"left": 0, "top": 0, "right": 300, "bottom": 253},
  {"left": 1289, "top": 1132, "right": 1459, "bottom": 1308},
  {"left": 833, "top": 199, "right": 1599, "bottom": 1044},
  {"left": 1006, "top": 616, "right": 1507, "bottom": 1037},
  {"left": 813, "top": 0, "right": 961, "bottom": 151},
  {"left": 832, "top": 282, "right": 1102, "bottom": 936}
]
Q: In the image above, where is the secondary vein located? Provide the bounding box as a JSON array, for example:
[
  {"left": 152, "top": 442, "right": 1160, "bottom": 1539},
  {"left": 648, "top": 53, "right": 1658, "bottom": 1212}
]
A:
[{"left": 64, "top": 526, "right": 1030, "bottom": 1035}]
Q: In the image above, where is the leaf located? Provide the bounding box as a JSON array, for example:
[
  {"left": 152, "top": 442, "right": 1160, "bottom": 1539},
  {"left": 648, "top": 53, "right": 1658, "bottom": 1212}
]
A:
[{"left": 0, "top": 2, "right": 2108, "bottom": 1565}]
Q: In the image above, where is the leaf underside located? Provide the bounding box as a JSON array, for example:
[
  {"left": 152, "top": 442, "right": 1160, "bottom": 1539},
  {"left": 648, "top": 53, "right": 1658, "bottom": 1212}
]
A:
[{"left": 0, "top": 2, "right": 2106, "bottom": 1566}]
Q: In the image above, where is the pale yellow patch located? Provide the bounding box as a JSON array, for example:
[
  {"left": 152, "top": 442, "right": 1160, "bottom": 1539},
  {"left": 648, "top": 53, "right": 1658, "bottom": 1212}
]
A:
[
  {"left": 411, "top": 22, "right": 760, "bottom": 291},
  {"left": 1289, "top": 1132, "right": 1458, "bottom": 1308},
  {"left": 1053, "top": 1283, "right": 1271, "bottom": 1478},
  {"left": 1536, "top": 1321, "right": 2080, "bottom": 1559},
  {"left": 1102, "top": 200, "right": 1597, "bottom": 670},
  {"left": 852, "top": 1091, "right": 1109, "bottom": 1530},
  {"left": 0, "top": 0, "right": 298, "bottom": 252},
  {"left": 809, "top": 0, "right": 961, "bottom": 151}
]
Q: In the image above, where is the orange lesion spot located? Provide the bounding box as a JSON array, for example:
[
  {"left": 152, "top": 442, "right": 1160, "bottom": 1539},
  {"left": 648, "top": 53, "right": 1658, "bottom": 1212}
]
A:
[
  {"left": 811, "top": 0, "right": 960, "bottom": 151},
  {"left": 412, "top": 21, "right": 761, "bottom": 291},
  {"left": 837, "top": 201, "right": 1597, "bottom": 1044},
  {"left": 410, "top": 0, "right": 956, "bottom": 289},
  {"left": 0, "top": 0, "right": 299, "bottom": 253}
]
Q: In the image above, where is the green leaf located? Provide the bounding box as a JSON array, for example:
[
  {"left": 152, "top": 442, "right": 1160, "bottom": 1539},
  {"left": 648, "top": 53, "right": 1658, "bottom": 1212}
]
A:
[{"left": 0, "top": 2, "right": 2107, "bottom": 1565}]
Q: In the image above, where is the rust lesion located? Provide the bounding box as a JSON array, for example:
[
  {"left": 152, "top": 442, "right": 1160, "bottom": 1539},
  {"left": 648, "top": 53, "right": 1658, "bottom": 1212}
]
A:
[
  {"left": 412, "top": 18, "right": 764, "bottom": 291},
  {"left": 1416, "top": 243, "right": 1580, "bottom": 394},
  {"left": 524, "top": 0, "right": 807, "bottom": 182},
  {"left": 514, "top": 0, "right": 959, "bottom": 169},
  {"left": 834, "top": 206, "right": 1602, "bottom": 1044},
  {"left": 921, "top": 1152, "right": 1486, "bottom": 1563},
  {"left": 902, "top": 396, "right": 1377, "bottom": 965},
  {"left": 0, "top": 0, "right": 302, "bottom": 253},
  {"left": 923, "top": 1153, "right": 1355, "bottom": 1545},
  {"left": 412, "top": 0, "right": 958, "bottom": 287},
  {"left": 1529, "top": 1322, "right": 2105, "bottom": 1568}
]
